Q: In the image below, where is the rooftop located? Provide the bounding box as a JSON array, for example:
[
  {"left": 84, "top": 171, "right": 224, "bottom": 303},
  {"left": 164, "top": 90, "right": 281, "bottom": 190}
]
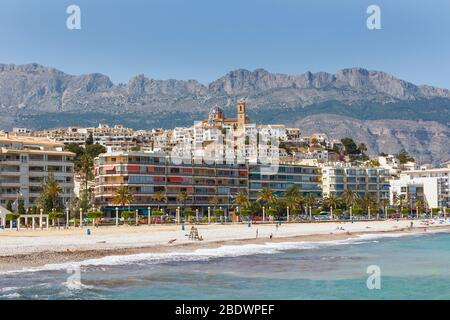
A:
[{"left": 0, "top": 133, "right": 65, "bottom": 147}]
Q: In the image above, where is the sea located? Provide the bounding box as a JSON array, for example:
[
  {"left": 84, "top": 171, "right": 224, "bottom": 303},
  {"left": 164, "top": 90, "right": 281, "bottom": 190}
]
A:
[{"left": 0, "top": 231, "right": 449, "bottom": 300}]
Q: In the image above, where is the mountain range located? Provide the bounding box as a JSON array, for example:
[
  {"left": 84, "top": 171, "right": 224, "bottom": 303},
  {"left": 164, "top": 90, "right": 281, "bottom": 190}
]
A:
[{"left": 0, "top": 63, "right": 449, "bottom": 164}]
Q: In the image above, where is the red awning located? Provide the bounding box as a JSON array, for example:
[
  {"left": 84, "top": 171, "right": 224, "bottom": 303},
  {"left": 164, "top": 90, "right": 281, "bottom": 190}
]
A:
[
  {"left": 104, "top": 166, "right": 115, "bottom": 171},
  {"left": 147, "top": 166, "right": 155, "bottom": 173},
  {"left": 128, "top": 166, "right": 140, "bottom": 171},
  {"left": 168, "top": 176, "right": 184, "bottom": 183}
]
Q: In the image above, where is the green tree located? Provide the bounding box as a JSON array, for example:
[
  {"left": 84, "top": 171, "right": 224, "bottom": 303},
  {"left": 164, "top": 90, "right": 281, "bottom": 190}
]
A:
[
  {"left": 341, "top": 189, "right": 360, "bottom": 209},
  {"left": 112, "top": 186, "right": 134, "bottom": 209},
  {"left": 85, "top": 143, "right": 106, "bottom": 158},
  {"left": 209, "top": 195, "right": 219, "bottom": 209},
  {"left": 121, "top": 211, "right": 136, "bottom": 225},
  {"left": 151, "top": 191, "right": 167, "bottom": 211},
  {"left": 358, "top": 194, "right": 377, "bottom": 214},
  {"left": 393, "top": 193, "right": 406, "bottom": 212},
  {"left": 396, "top": 149, "right": 415, "bottom": 164},
  {"left": 151, "top": 209, "right": 164, "bottom": 224},
  {"left": 49, "top": 211, "right": 65, "bottom": 228},
  {"left": 341, "top": 138, "right": 359, "bottom": 155},
  {"left": 284, "top": 187, "right": 303, "bottom": 214},
  {"left": 6, "top": 213, "right": 20, "bottom": 222},
  {"left": 177, "top": 191, "right": 190, "bottom": 214},
  {"left": 304, "top": 194, "right": 317, "bottom": 209},
  {"left": 234, "top": 191, "right": 250, "bottom": 209},
  {"left": 321, "top": 194, "right": 343, "bottom": 211},
  {"left": 213, "top": 208, "right": 224, "bottom": 222},
  {"left": 17, "top": 198, "right": 26, "bottom": 216},
  {"left": 85, "top": 132, "right": 94, "bottom": 145},
  {"left": 257, "top": 188, "right": 277, "bottom": 207},
  {"left": 86, "top": 210, "right": 105, "bottom": 227},
  {"left": 79, "top": 154, "right": 94, "bottom": 211},
  {"left": 64, "top": 143, "right": 85, "bottom": 170},
  {"left": 182, "top": 208, "right": 195, "bottom": 223},
  {"left": 37, "top": 175, "right": 62, "bottom": 214}
]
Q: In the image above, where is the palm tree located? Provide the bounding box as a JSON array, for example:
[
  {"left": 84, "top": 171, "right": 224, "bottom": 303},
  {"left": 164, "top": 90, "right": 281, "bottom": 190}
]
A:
[
  {"left": 413, "top": 199, "right": 425, "bottom": 218},
  {"left": 304, "top": 194, "right": 316, "bottom": 208},
  {"left": 341, "top": 189, "right": 360, "bottom": 209},
  {"left": 284, "top": 187, "right": 303, "bottom": 215},
  {"left": 257, "top": 188, "right": 277, "bottom": 220},
  {"left": 177, "top": 191, "right": 190, "bottom": 214},
  {"left": 112, "top": 186, "right": 134, "bottom": 209},
  {"left": 393, "top": 193, "right": 406, "bottom": 213},
  {"left": 358, "top": 194, "right": 376, "bottom": 216},
  {"left": 47, "top": 178, "right": 62, "bottom": 208},
  {"left": 209, "top": 195, "right": 219, "bottom": 209},
  {"left": 79, "top": 154, "right": 94, "bottom": 211},
  {"left": 38, "top": 175, "right": 62, "bottom": 213},
  {"left": 234, "top": 191, "right": 250, "bottom": 209},
  {"left": 151, "top": 191, "right": 167, "bottom": 211},
  {"left": 257, "top": 188, "right": 277, "bottom": 207},
  {"left": 378, "top": 199, "right": 390, "bottom": 218},
  {"left": 322, "top": 194, "right": 342, "bottom": 219}
]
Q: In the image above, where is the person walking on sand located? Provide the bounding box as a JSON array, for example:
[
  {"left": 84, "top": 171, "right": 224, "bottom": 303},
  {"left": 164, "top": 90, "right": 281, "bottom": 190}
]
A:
[
  {"left": 270, "top": 233, "right": 273, "bottom": 240},
  {"left": 256, "top": 228, "right": 259, "bottom": 239}
]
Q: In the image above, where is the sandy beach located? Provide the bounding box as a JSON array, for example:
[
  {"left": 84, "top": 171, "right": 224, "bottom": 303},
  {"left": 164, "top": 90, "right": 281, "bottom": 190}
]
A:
[{"left": 0, "top": 219, "right": 449, "bottom": 272}]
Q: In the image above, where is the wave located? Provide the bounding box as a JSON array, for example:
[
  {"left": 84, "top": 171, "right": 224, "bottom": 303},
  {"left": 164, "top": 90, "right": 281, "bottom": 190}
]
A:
[
  {"left": 1, "top": 230, "right": 448, "bottom": 275},
  {"left": 0, "top": 286, "right": 20, "bottom": 293},
  {"left": 0, "top": 293, "right": 21, "bottom": 299}
]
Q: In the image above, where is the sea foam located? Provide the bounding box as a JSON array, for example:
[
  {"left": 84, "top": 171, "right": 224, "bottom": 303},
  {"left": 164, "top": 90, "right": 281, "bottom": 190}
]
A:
[{"left": 2, "top": 230, "right": 448, "bottom": 275}]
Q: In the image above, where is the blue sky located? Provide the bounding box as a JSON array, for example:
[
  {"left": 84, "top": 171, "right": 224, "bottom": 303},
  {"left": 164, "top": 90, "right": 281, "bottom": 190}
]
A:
[{"left": 0, "top": 0, "right": 449, "bottom": 88}]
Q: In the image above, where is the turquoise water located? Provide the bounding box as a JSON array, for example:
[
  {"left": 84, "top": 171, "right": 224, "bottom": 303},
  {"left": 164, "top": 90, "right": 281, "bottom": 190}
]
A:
[{"left": 1, "top": 231, "right": 449, "bottom": 300}]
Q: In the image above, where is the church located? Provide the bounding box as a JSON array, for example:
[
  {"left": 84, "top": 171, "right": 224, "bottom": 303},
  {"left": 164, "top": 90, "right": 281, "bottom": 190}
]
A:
[{"left": 201, "top": 100, "right": 251, "bottom": 130}]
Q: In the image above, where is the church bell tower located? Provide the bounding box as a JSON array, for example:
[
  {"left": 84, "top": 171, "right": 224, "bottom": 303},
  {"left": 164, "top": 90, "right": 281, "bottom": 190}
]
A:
[{"left": 237, "top": 100, "right": 247, "bottom": 128}]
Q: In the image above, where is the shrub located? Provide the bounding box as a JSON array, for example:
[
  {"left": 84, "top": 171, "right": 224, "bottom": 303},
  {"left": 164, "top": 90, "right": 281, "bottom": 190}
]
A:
[
  {"left": 86, "top": 211, "right": 104, "bottom": 219},
  {"left": 121, "top": 211, "right": 136, "bottom": 220},
  {"left": 6, "top": 213, "right": 20, "bottom": 222}
]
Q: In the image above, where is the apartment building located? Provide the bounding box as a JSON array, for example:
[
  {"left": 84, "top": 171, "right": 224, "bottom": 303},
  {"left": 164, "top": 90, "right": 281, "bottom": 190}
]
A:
[
  {"left": 94, "top": 151, "right": 249, "bottom": 215},
  {"left": 321, "top": 166, "right": 390, "bottom": 202},
  {"left": 0, "top": 133, "right": 75, "bottom": 208},
  {"left": 33, "top": 124, "right": 148, "bottom": 151},
  {"left": 390, "top": 167, "right": 450, "bottom": 208},
  {"left": 94, "top": 151, "right": 323, "bottom": 215},
  {"left": 248, "top": 164, "right": 322, "bottom": 200}
]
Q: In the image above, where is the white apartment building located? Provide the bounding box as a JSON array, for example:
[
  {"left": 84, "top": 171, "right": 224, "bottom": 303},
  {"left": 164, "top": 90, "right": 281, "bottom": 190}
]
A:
[
  {"left": 390, "top": 167, "right": 450, "bottom": 208},
  {"left": 0, "top": 133, "right": 75, "bottom": 208},
  {"left": 322, "top": 165, "right": 390, "bottom": 202},
  {"left": 33, "top": 124, "right": 140, "bottom": 151}
]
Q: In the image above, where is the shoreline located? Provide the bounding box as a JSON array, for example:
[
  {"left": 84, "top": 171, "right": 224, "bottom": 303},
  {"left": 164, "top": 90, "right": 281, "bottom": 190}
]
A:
[{"left": 1, "top": 220, "right": 449, "bottom": 273}]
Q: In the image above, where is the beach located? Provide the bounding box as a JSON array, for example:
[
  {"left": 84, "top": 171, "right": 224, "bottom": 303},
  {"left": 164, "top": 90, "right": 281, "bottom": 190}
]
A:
[{"left": 0, "top": 219, "right": 449, "bottom": 273}]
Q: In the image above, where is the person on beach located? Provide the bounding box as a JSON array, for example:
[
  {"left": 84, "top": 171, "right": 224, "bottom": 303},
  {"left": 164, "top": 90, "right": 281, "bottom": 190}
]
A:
[
  {"left": 270, "top": 233, "right": 273, "bottom": 240},
  {"left": 256, "top": 229, "right": 259, "bottom": 239},
  {"left": 410, "top": 221, "right": 414, "bottom": 229}
]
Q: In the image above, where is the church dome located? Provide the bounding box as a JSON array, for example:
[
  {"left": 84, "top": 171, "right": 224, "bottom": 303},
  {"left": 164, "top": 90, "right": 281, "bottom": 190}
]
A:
[{"left": 209, "top": 105, "right": 224, "bottom": 115}]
